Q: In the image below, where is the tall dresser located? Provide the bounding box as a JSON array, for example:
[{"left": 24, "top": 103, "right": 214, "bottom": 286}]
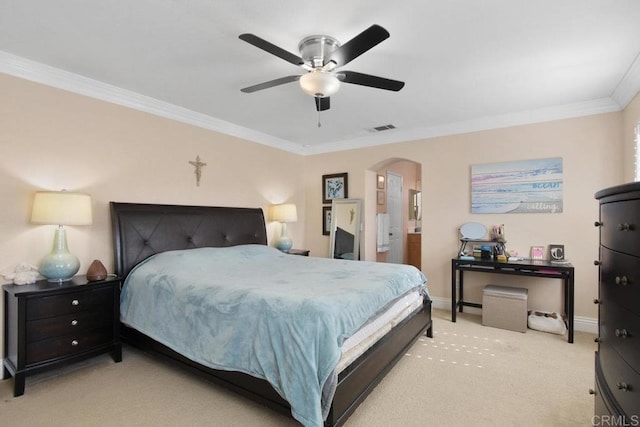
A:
[{"left": 594, "top": 182, "right": 640, "bottom": 421}]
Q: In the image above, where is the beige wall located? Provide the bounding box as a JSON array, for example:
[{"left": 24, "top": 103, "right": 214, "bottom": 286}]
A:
[
  {"left": 0, "top": 74, "right": 305, "bottom": 356},
  {"left": 622, "top": 93, "right": 640, "bottom": 181},
  {"left": 302, "top": 112, "right": 626, "bottom": 323},
  {"left": 1, "top": 73, "right": 638, "bottom": 358}
]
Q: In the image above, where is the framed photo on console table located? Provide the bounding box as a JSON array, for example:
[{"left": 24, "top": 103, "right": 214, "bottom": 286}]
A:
[
  {"left": 322, "top": 173, "right": 348, "bottom": 204},
  {"left": 549, "top": 245, "right": 565, "bottom": 263},
  {"left": 530, "top": 246, "right": 545, "bottom": 260}
]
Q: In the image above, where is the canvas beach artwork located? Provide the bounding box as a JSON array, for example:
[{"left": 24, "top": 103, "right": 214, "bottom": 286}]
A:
[{"left": 471, "top": 157, "right": 563, "bottom": 214}]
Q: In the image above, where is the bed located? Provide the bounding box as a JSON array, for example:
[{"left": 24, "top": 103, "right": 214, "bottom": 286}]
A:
[{"left": 110, "top": 202, "right": 433, "bottom": 427}]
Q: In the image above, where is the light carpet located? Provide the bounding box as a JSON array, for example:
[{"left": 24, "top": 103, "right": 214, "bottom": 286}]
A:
[{"left": 0, "top": 309, "right": 596, "bottom": 426}]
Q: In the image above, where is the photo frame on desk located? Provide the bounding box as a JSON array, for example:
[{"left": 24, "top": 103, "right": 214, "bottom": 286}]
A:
[
  {"left": 549, "top": 244, "right": 565, "bottom": 261},
  {"left": 530, "top": 245, "right": 545, "bottom": 260}
]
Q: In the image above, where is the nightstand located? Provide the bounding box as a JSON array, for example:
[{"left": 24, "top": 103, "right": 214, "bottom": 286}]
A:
[
  {"left": 283, "top": 249, "right": 310, "bottom": 256},
  {"left": 3, "top": 275, "right": 122, "bottom": 396}
]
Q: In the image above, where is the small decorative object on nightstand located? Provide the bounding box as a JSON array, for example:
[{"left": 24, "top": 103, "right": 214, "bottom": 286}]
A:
[
  {"left": 2, "top": 275, "right": 122, "bottom": 396},
  {"left": 283, "top": 249, "right": 310, "bottom": 256},
  {"left": 86, "top": 259, "right": 108, "bottom": 281}
]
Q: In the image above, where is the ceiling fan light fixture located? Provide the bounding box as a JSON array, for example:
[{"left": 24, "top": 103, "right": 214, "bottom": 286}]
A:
[{"left": 299, "top": 71, "right": 340, "bottom": 97}]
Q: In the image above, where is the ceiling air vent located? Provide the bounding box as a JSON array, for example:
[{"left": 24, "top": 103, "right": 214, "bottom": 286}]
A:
[{"left": 369, "top": 124, "right": 397, "bottom": 132}]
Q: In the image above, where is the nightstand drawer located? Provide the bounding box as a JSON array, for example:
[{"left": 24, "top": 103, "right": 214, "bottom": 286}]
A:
[
  {"left": 26, "top": 327, "right": 113, "bottom": 365},
  {"left": 26, "top": 309, "right": 112, "bottom": 342},
  {"left": 26, "top": 286, "right": 113, "bottom": 320}
]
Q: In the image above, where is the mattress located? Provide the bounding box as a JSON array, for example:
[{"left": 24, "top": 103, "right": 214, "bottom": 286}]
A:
[{"left": 337, "top": 289, "right": 424, "bottom": 372}]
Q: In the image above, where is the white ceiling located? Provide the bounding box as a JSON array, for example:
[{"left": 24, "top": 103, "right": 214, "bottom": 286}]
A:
[{"left": 2, "top": 1, "right": 640, "bottom": 155}]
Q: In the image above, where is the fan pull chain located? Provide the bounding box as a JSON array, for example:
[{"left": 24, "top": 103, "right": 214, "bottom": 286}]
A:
[{"left": 316, "top": 96, "right": 322, "bottom": 127}]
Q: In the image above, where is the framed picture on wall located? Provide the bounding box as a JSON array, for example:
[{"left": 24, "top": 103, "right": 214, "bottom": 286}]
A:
[
  {"left": 322, "top": 206, "right": 332, "bottom": 236},
  {"left": 377, "top": 191, "right": 385, "bottom": 205},
  {"left": 377, "top": 174, "right": 385, "bottom": 189},
  {"left": 322, "top": 173, "right": 348, "bottom": 204}
]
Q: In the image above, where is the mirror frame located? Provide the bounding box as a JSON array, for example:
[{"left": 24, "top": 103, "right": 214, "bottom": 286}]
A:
[{"left": 329, "top": 198, "right": 362, "bottom": 260}]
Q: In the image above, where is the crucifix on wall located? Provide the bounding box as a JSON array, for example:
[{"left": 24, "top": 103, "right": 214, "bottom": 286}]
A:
[{"left": 189, "top": 155, "right": 207, "bottom": 187}]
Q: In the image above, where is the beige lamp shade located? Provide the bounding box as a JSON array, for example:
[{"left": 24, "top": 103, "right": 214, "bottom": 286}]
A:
[
  {"left": 31, "top": 191, "right": 93, "bottom": 226},
  {"left": 270, "top": 203, "right": 297, "bottom": 223}
]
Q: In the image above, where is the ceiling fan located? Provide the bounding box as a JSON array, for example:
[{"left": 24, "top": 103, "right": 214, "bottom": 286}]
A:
[{"left": 239, "top": 25, "right": 405, "bottom": 113}]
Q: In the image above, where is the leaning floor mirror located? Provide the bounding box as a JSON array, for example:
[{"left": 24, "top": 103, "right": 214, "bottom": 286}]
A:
[{"left": 329, "top": 198, "right": 362, "bottom": 260}]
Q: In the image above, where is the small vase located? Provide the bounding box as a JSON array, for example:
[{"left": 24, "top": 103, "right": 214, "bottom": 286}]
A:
[{"left": 86, "top": 259, "right": 107, "bottom": 281}]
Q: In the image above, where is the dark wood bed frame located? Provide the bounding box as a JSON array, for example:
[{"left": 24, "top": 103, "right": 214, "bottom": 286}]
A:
[{"left": 110, "top": 202, "right": 433, "bottom": 427}]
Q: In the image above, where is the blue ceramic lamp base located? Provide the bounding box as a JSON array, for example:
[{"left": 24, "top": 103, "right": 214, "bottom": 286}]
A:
[
  {"left": 40, "top": 226, "right": 80, "bottom": 282},
  {"left": 276, "top": 223, "right": 293, "bottom": 251}
]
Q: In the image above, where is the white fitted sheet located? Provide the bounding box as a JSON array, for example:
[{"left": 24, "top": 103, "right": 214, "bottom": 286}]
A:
[{"left": 337, "top": 290, "right": 424, "bottom": 372}]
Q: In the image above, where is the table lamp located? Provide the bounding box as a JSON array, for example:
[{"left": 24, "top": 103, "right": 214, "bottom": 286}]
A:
[
  {"left": 270, "top": 204, "right": 297, "bottom": 251},
  {"left": 31, "top": 191, "right": 93, "bottom": 282}
]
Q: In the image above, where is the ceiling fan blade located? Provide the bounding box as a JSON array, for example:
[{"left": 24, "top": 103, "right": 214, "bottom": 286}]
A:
[
  {"left": 239, "top": 33, "right": 304, "bottom": 66},
  {"left": 339, "top": 71, "right": 405, "bottom": 91},
  {"left": 326, "top": 25, "right": 390, "bottom": 67},
  {"left": 240, "top": 75, "right": 301, "bottom": 93},
  {"left": 315, "top": 96, "right": 330, "bottom": 111}
]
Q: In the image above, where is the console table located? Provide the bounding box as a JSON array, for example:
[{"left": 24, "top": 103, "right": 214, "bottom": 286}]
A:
[{"left": 451, "top": 258, "right": 575, "bottom": 343}]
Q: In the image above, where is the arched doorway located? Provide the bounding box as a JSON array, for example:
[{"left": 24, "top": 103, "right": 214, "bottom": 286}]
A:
[{"left": 367, "top": 158, "right": 422, "bottom": 267}]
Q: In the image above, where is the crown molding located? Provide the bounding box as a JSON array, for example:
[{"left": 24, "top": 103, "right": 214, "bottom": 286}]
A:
[
  {"left": 0, "top": 51, "right": 306, "bottom": 155},
  {"left": 1, "top": 50, "right": 634, "bottom": 156},
  {"left": 611, "top": 51, "right": 640, "bottom": 108},
  {"left": 305, "top": 98, "right": 622, "bottom": 154}
]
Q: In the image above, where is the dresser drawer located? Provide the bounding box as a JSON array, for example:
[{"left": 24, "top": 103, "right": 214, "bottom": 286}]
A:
[
  {"left": 26, "top": 309, "right": 112, "bottom": 342},
  {"left": 600, "top": 247, "right": 640, "bottom": 314},
  {"left": 26, "top": 327, "right": 114, "bottom": 365},
  {"left": 26, "top": 286, "right": 113, "bottom": 320},
  {"left": 600, "top": 301, "right": 640, "bottom": 365},
  {"left": 599, "top": 343, "right": 640, "bottom": 415},
  {"left": 601, "top": 200, "right": 640, "bottom": 256}
]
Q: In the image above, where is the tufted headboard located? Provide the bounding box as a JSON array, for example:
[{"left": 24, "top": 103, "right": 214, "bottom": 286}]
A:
[{"left": 110, "top": 202, "right": 268, "bottom": 279}]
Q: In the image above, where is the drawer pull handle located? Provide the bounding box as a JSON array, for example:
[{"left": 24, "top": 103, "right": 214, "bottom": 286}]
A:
[
  {"left": 617, "top": 223, "right": 634, "bottom": 231},
  {"left": 594, "top": 221, "right": 603, "bottom": 227},
  {"left": 71, "top": 320, "right": 78, "bottom": 326},
  {"left": 615, "top": 276, "right": 629, "bottom": 286},
  {"left": 615, "top": 328, "right": 629, "bottom": 339},
  {"left": 615, "top": 382, "right": 630, "bottom": 392},
  {"left": 71, "top": 340, "right": 79, "bottom": 346},
  {"left": 71, "top": 299, "right": 79, "bottom": 306}
]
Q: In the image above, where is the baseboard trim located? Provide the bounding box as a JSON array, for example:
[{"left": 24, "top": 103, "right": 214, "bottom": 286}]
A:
[{"left": 429, "top": 296, "right": 598, "bottom": 334}]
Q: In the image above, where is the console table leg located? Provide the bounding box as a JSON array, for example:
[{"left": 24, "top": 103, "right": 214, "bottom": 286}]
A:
[
  {"left": 568, "top": 274, "right": 575, "bottom": 343},
  {"left": 451, "top": 261, "right": 457, "bottom": 322}
]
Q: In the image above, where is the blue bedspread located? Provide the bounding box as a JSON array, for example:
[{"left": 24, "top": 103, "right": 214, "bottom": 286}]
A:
[{"left": 120, "top": 245, "right": 428, "bottom": 427}]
